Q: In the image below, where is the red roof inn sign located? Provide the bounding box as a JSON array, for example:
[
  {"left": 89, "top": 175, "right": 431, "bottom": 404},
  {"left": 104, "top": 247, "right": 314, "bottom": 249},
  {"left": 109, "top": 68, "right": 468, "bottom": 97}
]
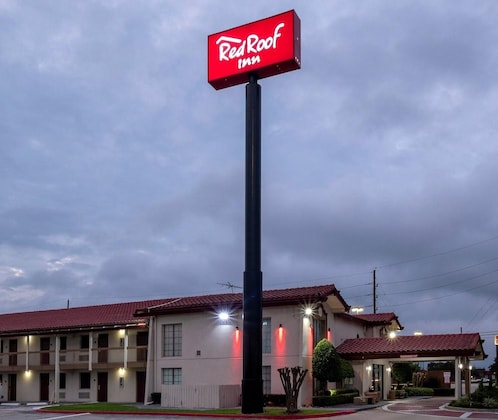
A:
[
  {"left": 208, "top": 10, "right": 301, "bottom": 89},
  {"left": 208, "top": 11, "right": 300, "bottom": 413}
]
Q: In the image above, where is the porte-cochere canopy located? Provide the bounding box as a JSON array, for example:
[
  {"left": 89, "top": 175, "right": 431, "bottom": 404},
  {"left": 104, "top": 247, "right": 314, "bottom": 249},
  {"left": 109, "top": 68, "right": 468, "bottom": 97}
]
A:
[{"left": 336, "top": 332, "right": 486, "bottom": 361}]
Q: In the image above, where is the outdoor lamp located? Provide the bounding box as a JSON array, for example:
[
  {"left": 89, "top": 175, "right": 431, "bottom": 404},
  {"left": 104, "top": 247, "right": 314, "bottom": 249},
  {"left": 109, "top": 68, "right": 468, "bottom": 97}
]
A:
[{"left": 218, "top": 311, "right": 229, "bottom": 321}]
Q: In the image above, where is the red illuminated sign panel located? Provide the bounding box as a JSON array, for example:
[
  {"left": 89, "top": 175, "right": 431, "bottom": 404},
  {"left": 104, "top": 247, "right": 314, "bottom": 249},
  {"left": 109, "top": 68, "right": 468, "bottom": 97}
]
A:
[{"left": 208, "top": 10, "right": 301, "bottom": 90}]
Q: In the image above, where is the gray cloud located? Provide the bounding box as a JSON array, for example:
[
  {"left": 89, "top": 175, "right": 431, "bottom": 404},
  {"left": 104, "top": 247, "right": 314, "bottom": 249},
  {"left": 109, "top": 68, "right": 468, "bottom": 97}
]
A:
[{"left": 1, "top": 0, "right": 497, "bottom": 363}]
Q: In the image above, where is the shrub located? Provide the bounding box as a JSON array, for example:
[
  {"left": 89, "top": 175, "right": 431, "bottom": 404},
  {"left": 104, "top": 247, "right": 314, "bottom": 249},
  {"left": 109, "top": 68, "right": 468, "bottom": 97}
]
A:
[
  {"left": 450, "top": 396, "right": 498, "bottom": 409},
  {"left": 473, "top": 384, "right": 498, "bottom": 401},
  {"left": 330, "top": 388, "right": 359, "bottom": 396},
  {"left": 450, "top": 396, "right": 471, "bottom": 408},
  {"left": 404, "top": 387, "right": 434, "bottom": 397},
  {"left": 312, "top": 392, "right": 358, "bottom": 407},
  {"left": 483, "top": 397, "right": 498, "bottom": 409}
]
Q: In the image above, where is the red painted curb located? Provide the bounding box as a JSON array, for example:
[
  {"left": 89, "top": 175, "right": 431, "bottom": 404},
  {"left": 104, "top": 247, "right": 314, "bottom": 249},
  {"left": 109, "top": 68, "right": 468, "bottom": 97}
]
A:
[{"left": 38, "top": 409, "right": 357, "bottom": 418}]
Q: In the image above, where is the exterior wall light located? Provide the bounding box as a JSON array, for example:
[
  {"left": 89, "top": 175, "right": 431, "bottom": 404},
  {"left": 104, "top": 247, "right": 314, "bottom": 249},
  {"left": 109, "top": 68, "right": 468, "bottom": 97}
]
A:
[
  {"left": 366, "top": 365, "right": 372, "bottom": 372},
  {"left": 304, "top": 308, "right": 313, "bottom": 316},
  {"left": 388, "top": 331, "right": 396, "bottom": 339},
  {"left": 327, "top": 328, "right": 332, "bottom": 342},
  {"left": 218, "top": 311, "right": 229, "bottom": 321}
]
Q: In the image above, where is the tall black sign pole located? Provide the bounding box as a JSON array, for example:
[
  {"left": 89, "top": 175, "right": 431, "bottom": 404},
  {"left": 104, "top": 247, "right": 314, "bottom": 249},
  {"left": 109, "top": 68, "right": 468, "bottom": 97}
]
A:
[{"left": 241, "top": 73, "right": 263, "bottom": 414}]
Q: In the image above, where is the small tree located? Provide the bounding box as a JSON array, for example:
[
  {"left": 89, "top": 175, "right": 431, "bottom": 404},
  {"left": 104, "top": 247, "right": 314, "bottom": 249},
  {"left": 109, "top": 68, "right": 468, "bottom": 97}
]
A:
[
  {"left": 278, "top": 366, "right": 308, "bottom": 414},
  {"left": 490, "top": 355, "right": 498, "bottom": 387},
  {"left": 392, "top": 362, "right": 418, "bottom": 385},
  {"left": 312, "top": 339, "right": 342, "bottom": 393},
  {"left": 340, "top": 357, "right": 355, "bottom": 386}
]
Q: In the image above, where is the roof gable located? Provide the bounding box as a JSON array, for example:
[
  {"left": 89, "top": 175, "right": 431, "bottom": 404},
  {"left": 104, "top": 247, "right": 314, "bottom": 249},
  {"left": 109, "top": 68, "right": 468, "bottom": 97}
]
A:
[{"left": 134, "top": 284, "right": 349, "bottom": 316}]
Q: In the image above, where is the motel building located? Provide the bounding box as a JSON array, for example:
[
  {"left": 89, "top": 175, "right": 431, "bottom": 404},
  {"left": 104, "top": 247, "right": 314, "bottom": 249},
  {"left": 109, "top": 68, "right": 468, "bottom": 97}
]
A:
[{"left": 0, "top": 284, "right": 486, "bottom": 408}]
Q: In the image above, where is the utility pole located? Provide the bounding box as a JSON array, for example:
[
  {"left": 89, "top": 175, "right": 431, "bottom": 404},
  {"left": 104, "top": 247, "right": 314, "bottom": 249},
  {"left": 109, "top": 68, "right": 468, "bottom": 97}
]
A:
[{"left": 373, "top": 269, "right": 377, "bottom": 314}]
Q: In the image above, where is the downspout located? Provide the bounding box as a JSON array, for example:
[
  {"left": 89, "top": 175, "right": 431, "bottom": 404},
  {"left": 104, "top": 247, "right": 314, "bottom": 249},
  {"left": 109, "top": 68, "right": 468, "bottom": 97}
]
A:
[
  {"left": 25, "top": 335, "right": 29, "bottom": 373},
  {"left": 89, "top": 332, "right": 93, "bottom": 371},
  {"left": 455, "top": 357, "right": 462, "bottom": 399},
  {"left": 144, "top": 316, "right": 155, "bottom": 405},
  {"left": 54, "top": 336, "right": 60, "bottom": 404},
  {"left": 124, "top": 330, "right": 128, "bottom": 369}
]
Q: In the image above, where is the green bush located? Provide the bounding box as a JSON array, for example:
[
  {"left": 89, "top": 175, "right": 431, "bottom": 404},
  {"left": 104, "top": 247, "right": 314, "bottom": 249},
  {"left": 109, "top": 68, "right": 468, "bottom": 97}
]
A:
[
  {"left": 450, "top": 396, "right": 498, "bottom": 409},
  {"left": 473, "top": 384, "right": 498, "bottom": 401},
  {"left": 331, "top": 388, "right": 360, "bottom": 396},
  {"left": 312, "top": 392, "right": 358, "bottom": 407},
  {"left": 483, "top": 397, "right": 498, "bottom": 409},
  {"left": 404, "top": 387, "right": 434, "bottom": 396},
  {"left": 450, "top": 396, "right": 470, "bottom": 408},
  {"left": 449, "top": 384, "right": 498, "bottom": 409}
]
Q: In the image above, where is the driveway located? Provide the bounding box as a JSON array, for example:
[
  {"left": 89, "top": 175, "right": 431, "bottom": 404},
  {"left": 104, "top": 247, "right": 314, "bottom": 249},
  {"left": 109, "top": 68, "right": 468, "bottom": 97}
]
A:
[{"left": 384, "top": 397, "right": 498, "bottom": 419}]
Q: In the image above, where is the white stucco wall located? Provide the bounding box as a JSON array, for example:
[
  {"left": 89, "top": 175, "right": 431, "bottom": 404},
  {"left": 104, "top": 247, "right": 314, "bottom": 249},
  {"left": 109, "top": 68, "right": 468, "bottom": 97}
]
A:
[{"left": 152, "top": 304, "right": 326, "bottom": 407}]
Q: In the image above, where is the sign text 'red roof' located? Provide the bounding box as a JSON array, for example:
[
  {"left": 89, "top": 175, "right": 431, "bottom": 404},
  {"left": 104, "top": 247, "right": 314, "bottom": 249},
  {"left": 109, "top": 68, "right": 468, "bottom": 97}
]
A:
[{"left": 208, "top": 10, "right": 301, "bottom": 90}]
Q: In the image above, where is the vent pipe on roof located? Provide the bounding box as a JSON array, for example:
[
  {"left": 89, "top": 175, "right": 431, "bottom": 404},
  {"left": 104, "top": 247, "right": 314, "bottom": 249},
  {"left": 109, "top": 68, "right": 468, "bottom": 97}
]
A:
[{"left": 67, "top": 299, "right": 70, "bottom": 309}]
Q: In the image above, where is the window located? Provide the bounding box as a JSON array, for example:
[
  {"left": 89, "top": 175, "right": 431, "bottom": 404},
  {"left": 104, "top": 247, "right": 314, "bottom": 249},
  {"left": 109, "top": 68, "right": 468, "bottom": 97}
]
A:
[
  {"left": 59, "top": 336, "right": 67, "bottom": 351},
  {"left": 262, "top": 318, "right": 271, "bottom": 354},
  {"left": 137, "top": 331, "right": 148, "bottom": 346},
  {"left": 80, "top": 335, "right": 89, "bottom": 349},
  {"left": 40, "top": 337, "right": 50, "bottom": 365},
  {"left": 162, "top": 368, "right": 182, "bottom": 385},
  {"left": 312, "top": 317, "right": 326, "bottom": 348},
  {"left": 80, "top": 372, "right": 91, "bottom": 389},
  {"left": 162, "top": 324, "right": 182, "bottom": 357},
  {"left": 60, "top": 373, "right": 66, "bottom": 389},
  {"left": 262, "top": 365, "right": 271, "bottom": 394},
  {"left": 8, "top": 339, "right": 17, "bottom": 366},
  {"left": 137, "top": 331, "right": 148, "bottom": 362}
]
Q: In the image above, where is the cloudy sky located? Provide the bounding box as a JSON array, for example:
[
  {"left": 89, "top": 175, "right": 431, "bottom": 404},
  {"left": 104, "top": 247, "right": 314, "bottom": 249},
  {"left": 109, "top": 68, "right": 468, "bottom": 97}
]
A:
[{"left": 1, "top": 1, "right": 497, "bottom": 365}]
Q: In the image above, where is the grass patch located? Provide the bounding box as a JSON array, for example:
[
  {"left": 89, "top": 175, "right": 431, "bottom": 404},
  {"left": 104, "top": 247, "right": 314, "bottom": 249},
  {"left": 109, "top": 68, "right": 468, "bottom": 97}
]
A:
[{"left": 40, "top": 402, "right": 333, "bottom": 416}]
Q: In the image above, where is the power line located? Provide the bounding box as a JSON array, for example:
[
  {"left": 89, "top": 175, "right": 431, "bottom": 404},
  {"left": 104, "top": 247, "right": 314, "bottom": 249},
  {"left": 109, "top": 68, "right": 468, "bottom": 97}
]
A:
[
  {"left": 381, "top": 267, "right": 498, "bottom": 296},
  {"left": 381, "top": 255, "right": 498, "bottom": 285},
  {"left": 376, "top": 235, "right": 498, "bottom": 269},
  {"left": 386, "top": 277, "right": 498, "bottom": 307}
]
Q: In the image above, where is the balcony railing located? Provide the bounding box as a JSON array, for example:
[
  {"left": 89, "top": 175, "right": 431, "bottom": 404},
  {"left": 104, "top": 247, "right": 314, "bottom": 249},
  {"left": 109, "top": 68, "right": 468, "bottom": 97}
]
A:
[{"left": 0, "top": 346, "right": 148, "bottom": 370}]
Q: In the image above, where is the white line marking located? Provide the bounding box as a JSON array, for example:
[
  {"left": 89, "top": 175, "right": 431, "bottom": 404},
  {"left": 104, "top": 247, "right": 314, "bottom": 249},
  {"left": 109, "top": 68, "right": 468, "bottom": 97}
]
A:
[{"left": 38, "top": 413, "right": 90, "bottom": 420}]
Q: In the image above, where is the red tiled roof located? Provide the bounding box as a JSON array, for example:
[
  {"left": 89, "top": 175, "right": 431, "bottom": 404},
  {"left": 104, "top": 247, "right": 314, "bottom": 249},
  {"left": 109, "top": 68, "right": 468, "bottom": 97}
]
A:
[
  {"left": 353, "top": 312, "right": 398, "bottom": 323},
  {"left": 336, "top": 333, "right": 486, "bottom": 360},
  {"left": 336, "top": 312, "right": 404, "bottom": 330},
  {"left": 134, "top": 284, "right": 346, "bottom": 316},
  {"left": 0, "top": 284, "right": 346, "bottom": 336},
  {"left": 0, "top": 299, "right": 168, "bottom": 336}
]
